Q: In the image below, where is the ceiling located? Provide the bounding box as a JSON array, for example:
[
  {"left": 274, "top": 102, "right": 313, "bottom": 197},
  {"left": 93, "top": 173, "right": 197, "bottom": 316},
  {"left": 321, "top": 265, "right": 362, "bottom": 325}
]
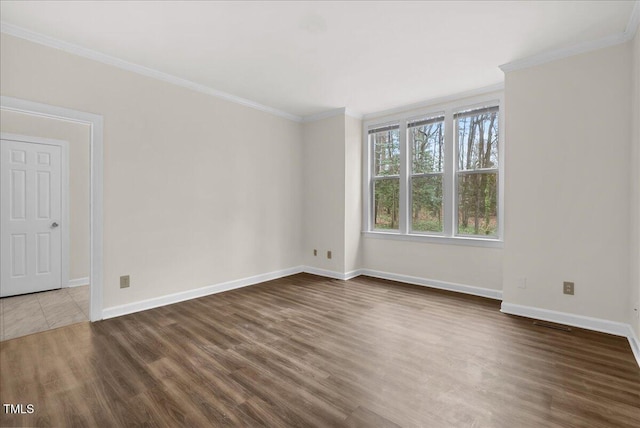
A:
[{"left": 0, "top": 1, "right": 636, "bottom": 119}]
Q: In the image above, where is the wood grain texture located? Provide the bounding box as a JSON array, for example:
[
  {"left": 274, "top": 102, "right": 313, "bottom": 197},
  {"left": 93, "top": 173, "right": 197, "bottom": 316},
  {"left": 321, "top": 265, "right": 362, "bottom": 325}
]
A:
[{"left": 1, "top": 273, "right": 639, "bottom": 427}]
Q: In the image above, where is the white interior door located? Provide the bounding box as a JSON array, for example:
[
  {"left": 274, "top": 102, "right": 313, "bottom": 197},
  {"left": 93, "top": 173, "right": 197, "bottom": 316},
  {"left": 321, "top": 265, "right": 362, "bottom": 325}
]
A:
[{"left": 1, "top": 136, "right": 66, "bottom": 297}]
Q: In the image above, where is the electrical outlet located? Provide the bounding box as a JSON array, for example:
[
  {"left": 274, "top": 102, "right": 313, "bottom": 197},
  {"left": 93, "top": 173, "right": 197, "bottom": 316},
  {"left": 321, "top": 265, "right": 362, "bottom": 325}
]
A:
[
  {"left": 517, "top": 277, "right": 527, "bottom": 289},
  {"left": 120, "top": 275, "right": 130, "bottom": 289},
  {"left": 327, "top": 250, "right": 332, "bottom": 259},
  {"left": 563, "top": 281, "right": 574, "bottom": 295},
  {"left": 313, "top": 249, "right": 317, "bottom": 256}
]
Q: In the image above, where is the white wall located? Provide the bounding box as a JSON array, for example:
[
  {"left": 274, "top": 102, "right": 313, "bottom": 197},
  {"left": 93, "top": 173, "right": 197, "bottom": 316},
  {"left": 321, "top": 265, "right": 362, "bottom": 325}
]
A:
[
  {"left": 0, "top": 110, "right": 90, "bottom": 282},
  {"left": 363, "top": 239, "right": 503, "bottom": 290},
  {"left": 631, "top": 28, "right": 640, "bottom": 338},
  {"left": 502, "top": 43, "right": 632, "bottom": 323},
  {"left": 302, "top": 115, "right": 346, "bottom": 272},
  {"left": 0, "top": 33, "right": 303, "bottom": 310},
  {"left": 344, "top": 115, "right": 362, "bottom": 273},
  {"left": 301, "top": 113, "right": 362, "bottom": 276}
]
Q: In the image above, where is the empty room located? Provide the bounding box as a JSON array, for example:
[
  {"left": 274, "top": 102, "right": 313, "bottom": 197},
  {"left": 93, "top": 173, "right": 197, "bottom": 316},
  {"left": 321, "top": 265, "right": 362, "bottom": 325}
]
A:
[{"left": 1, "top": 1, "right": 639, "bottom": 427}]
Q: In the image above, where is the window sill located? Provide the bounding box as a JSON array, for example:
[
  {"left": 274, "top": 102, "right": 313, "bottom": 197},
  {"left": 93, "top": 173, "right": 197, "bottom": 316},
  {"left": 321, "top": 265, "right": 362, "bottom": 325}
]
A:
[{"left": 362, "top": 231, "right": 504, "bottom": 248}]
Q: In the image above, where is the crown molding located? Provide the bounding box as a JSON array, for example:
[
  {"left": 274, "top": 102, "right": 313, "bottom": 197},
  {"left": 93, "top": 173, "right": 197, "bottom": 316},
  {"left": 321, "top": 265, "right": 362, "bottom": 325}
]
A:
[
  {"left": 0, "top": 21, "right": 303, "bottom": 123},
  {"left": 500, "top": 33, "right": 629, "bottom": 73},
  {"left": 362, "top": 83, "right": 504, "bottom": 121},
  {"left": 501, "top": 1, "right": 639, "bottom": 74}
]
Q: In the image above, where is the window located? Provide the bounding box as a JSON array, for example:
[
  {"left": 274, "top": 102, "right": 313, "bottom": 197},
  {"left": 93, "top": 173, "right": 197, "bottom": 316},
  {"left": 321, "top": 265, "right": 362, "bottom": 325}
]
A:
[
  {"left": 365, "top": 97, "right": 502, "bottom": 245},
  {"left": 371, "top": 124, "right": 400, "bottom": 230},
  {"left": 409, "top": 116, "right": 445, "bottom": 233},
  {"left": 455, "top": 107, "right": 499, "bottom": 237}
]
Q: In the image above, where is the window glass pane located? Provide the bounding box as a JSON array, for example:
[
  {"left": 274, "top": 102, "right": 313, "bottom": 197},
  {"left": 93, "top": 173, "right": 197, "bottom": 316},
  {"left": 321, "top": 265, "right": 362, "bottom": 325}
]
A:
[
  {"left": 410, "top": 120, "right": 444, "bottom": 173},
  {"left": 457, "top": 109, "right": 499, "bottom": 171},
  {"left": 411, "top": 175, "right": 443, "bottom": 233},
  {"left": 457, "top": 172, "right": 497, "bottom": 236},
  {"left": 372, "top": 128, "right": 400, "bottom": 176},
  {"left": 374, "top": 178, "right": 400, "bottom": 230}
]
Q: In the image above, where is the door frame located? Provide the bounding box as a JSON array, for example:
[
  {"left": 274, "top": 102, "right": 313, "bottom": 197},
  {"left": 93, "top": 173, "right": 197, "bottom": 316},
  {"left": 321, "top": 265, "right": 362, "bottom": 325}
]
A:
[
  {"left": 1, "top": 133, "right": 70, "bottom": 295},
  {"left": 1, "top": 96, "right": 104, "bottom": 321}
]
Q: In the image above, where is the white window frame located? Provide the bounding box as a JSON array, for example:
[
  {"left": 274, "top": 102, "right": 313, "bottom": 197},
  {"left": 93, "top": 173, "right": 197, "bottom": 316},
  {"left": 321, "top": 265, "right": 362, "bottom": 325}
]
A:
[
  {"left": 362, "top": 92, "right": 504, "bottom": 248},
  {"left": 406, "top": 112, "right": 446, "bottom": 236}
]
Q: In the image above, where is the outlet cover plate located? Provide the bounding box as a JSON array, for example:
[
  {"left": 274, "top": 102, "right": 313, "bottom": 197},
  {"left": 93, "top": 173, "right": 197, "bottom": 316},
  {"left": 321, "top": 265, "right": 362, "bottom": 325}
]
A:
[
  {"left": 517, "top": 277, "right": 527, "bottom": 289},
  {"left": 120, "top": 275, "right": 130, "bottom": 289},
  {"left": 563, "top": 281, "right": 574, "bottom": 295}
]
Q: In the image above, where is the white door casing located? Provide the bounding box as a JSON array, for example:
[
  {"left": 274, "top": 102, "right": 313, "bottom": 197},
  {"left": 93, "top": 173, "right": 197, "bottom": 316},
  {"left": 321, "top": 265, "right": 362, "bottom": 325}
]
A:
[
  {"left": 1, "top": 133, "right": 69, "bottom": 297},
  {"left": 1, "top": 96, "right": 103, "bottom": 322}
]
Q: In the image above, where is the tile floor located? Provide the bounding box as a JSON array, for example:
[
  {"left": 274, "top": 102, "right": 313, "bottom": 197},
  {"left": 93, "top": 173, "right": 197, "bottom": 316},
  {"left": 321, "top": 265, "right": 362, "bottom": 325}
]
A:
[{"left": 0, "top": 285, "right": 89, "bottom": 341}]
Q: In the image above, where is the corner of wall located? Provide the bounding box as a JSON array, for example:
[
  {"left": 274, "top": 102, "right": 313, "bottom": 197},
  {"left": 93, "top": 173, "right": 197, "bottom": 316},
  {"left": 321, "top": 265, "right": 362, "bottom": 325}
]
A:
[
  {"left": 344, "top": 114, "right": 363, "bottom": 273},
  {"left": 630, "top": 27, "right": 640, "bottom": 341},
  {"left": 300, "top": 114, "right": 347, "bottom": 274}
]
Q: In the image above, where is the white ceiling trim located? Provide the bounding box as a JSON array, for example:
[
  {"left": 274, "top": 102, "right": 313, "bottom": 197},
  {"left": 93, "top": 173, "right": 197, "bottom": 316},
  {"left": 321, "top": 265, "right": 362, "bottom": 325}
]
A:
[
  {"left": 501, "top": 1, "right": 639, "bottom": 73},
  {"left": 500, "top": 32, "right": 629, "bottom": 73},
  {"left": 362, "top": 83, "right": 504, "bottom": 121},
  {"left": 0, "top": 21, "right": 304, "bottom": 123}
]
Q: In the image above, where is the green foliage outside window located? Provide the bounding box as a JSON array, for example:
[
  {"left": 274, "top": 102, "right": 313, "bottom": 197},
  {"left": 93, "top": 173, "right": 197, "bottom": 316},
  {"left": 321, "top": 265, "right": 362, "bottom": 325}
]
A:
[
  {"left": 372, "top": 128, "right": 400, "bottom": 229},
  {"left": 457, "top": 110, "right": 498, "bottom": 236},
  {"left": 370, "top": 107, "right": 499, "bottom": 237}
]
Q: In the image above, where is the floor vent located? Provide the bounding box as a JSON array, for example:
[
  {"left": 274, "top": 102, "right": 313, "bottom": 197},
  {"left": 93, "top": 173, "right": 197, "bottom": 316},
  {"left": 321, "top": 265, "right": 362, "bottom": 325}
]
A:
[{"left": 533, "top": 321, "right": 572, "bottom": 332}]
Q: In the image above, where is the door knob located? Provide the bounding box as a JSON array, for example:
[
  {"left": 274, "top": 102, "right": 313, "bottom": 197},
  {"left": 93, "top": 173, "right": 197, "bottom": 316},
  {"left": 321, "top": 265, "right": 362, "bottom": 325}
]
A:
[{"left": 51, "top": 222, "right": 59, "bottom": 228}]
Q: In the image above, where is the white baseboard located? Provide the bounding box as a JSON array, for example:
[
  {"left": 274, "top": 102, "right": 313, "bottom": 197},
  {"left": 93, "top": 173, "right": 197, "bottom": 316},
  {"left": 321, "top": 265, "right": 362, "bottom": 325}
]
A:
[
  {"left": 101, "top": 265, "right": 498, "bottom": 320},
  {"left": 343, "top": 269, "right": 363, "bottom": 280},
  {"left": 627, "top": 327, "right": 640, "bottom": 368},
  {"left": 301, "top": 266, "right": 363, "bottom": 280},
  {"left": 500, "top": 302, "right": 629, "bottom": 336},
  {"left": 357, "top": 269, "right": 503, "bottom": 300},
  {"left": 102, "top": 266, "right": 303, "bottom": 319},
  {"left": 301, "top": 267, "right": 502, "bottom": 300},
  {"left": 67, "top": 277, "right": 90, "bottom": 288},
  {"left": 501, "top": 302, "right": 640, "bottom": 368},
  {"left": 98, "top": 264, "right": 639, "bottom": 368}
]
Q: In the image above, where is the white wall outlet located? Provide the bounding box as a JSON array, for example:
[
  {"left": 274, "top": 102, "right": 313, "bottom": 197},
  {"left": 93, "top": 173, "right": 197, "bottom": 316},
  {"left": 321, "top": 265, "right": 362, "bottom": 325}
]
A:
[{"left": 517, "top": 277, "right": 527, "bottom": 289}]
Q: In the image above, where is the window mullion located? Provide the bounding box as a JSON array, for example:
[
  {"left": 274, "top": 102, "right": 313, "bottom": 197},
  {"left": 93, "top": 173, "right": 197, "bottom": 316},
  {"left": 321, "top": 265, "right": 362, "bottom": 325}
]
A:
[
  {"left": 443, "top": 109, "right": 454, "bottom": 237},
  {"left": 399, "top": 122, "right": 409, "bottom": 234}
]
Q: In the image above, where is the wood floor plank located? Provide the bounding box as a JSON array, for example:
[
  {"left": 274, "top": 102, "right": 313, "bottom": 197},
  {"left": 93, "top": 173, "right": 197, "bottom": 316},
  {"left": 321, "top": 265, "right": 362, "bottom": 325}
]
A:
[
  {"left": 1, "top": 273, "right": 639, "bottom": 427},
  {"left": 344, "top": 406, "right": 402, "bottom": 428}
]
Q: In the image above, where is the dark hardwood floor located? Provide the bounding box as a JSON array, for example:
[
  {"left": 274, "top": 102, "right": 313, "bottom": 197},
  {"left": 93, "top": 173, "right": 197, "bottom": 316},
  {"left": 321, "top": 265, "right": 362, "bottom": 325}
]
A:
[{"left": 1, "top": 273, "right": 639, "bottom": 427}]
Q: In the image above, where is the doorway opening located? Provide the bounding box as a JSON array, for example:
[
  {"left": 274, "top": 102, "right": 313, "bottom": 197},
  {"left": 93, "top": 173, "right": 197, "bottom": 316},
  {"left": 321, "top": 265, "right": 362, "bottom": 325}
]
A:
[{"left": 0, "top": 96, "right": 103, "bottom": 340}]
